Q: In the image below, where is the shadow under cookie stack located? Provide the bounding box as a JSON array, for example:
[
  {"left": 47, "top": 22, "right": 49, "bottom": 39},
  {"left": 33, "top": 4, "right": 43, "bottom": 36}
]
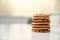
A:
[{"left": 32, "top": 14, "right": 50, "bottom": 33}]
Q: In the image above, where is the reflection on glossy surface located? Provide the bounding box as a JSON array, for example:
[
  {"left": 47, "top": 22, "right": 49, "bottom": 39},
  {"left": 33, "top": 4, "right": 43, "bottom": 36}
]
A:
[{"left": 0, "top": 25, "right": 60, "bottom": 40}]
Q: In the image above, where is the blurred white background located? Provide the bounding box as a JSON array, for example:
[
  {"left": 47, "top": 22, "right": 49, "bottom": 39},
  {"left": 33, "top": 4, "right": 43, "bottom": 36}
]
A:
[{"left": 0, "top": 0, "right": 60, "bottom": 17}]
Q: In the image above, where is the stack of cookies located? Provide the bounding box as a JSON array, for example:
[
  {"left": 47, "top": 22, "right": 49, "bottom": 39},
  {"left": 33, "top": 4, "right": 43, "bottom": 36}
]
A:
[{"left": 32, "top": 14, "right": 50, "bottom": 33}]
